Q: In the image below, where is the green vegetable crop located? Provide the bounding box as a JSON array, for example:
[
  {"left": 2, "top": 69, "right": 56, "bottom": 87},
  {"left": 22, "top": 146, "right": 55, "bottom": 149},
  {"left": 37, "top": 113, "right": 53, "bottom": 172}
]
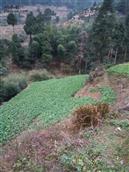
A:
[{"left": 0, "top": 75, "right": 94, "bottom": 144}]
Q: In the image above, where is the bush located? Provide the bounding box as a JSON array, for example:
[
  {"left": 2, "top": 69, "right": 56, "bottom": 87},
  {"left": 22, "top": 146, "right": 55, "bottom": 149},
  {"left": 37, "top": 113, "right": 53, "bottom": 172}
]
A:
[
  {"left": 0, "top": 64, "right": 8, "bottom": 76},
  {"left": 28, "top": 69, "right": 53, "bottom": 82},
  {"left": 0, "top": 74, "right": 27, "bottom": 103},
  {"left": 72, "top": 103, "right": 109, "bottom": 130}
]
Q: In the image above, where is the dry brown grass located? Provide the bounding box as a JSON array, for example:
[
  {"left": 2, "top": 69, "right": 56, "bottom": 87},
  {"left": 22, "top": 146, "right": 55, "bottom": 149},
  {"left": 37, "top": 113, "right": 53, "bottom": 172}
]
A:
[{"left": 72, "top": 103, "right": 109, "bottom": 131}]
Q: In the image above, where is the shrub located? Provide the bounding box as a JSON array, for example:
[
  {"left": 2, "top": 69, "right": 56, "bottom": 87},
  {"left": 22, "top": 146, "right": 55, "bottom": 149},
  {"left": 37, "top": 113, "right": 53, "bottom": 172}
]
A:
[
  {"left": 72, "top": 103, "right": 109, "bottom": 130},
  {"left": 0, "top": 74, "right": 27, "bottom": 103},
  {"left": 29, "top": 69, "right": 53, "bottom": 82},
  {"left": 0, "top": 64, "right": 8, "bottom": 76}
]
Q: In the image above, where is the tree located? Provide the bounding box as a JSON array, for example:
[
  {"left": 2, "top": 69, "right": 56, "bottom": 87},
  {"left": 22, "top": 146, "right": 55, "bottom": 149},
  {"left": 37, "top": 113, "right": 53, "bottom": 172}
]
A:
[
  {"left": 57, "top": 44, "right": 65, "bottom": 60},
  {"left": 88, "top": 0, "right": 116, "bottom": 63},
  {"left": 43, "top": 8, "right": 55, "bottom": 23},
  {"left": 116, "top": 0, "right": 129, "bottom": 15},
  {"left": 29, "top": 41, "right": 40, "bottom": 60},
  {"left": 24, "top": 12, "right": 36, "bottom": 43},
  {"left": 112, "top": 23, "right": 126, "bottom": 64},
  {"left": 7, "top": 13, "right": 17, "bottom": 33},
  {"left": 124, "top": 13, "right": 129, "bottom": 62}
]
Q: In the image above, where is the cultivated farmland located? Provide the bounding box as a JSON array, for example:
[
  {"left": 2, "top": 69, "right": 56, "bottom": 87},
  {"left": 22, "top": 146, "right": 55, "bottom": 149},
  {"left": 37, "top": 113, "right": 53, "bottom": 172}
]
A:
[{"left": 0, "top": 75, "right": 95, "bottom": 144}]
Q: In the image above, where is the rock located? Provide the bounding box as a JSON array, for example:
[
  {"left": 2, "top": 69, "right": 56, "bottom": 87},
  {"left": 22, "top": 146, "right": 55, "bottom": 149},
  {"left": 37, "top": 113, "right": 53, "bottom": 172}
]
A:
[{"left": 118, "top": 103, "right": 129, "bottom": 112}]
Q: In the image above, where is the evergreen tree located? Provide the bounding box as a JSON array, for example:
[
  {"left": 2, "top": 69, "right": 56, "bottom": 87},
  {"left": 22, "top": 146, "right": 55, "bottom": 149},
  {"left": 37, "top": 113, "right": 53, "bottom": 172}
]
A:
[
  {"left": 124, "top": 13, "right": 129, "bottom": 61},
  {"left": 7, "top": 13, "right": 17, "bottom": 33},
  {"left": 89, "top": 0, "right": 116, "bottom": 63},
  {"left": 116, "top": 0, "right": 129, "bottom": 15},
  {"left": 24, "top": 12, "right": 36, "bottom": 43}
]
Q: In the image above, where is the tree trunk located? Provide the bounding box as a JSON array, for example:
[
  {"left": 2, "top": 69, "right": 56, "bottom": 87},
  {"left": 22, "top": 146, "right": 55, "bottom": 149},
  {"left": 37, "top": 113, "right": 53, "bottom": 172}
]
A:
[
  {"left": 13, "top": 25, "right": 15, "bottom": 33},
  {"left": 114, "top": 48, "right": 118, "bottom": 64},
  {"left": 124, "top": 46, "right": 127, "bottom": 62},
  {"left": 29, "top": 34, "right": 32, "bottom": 44}
]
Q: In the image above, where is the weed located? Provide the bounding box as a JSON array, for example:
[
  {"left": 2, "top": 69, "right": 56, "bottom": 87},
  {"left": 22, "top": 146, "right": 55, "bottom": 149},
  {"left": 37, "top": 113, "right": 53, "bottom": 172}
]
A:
[{"left": 110, "top": 119, "right": 129, "bottom": 130}]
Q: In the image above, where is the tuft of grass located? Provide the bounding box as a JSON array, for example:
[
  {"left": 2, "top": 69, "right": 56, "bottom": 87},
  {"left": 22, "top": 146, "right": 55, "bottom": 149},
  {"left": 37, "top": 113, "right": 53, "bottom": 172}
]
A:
[
  {"left": 107, "top": 63, "right": 129, "bottom": 76},
  {"left": 110, "top": 119, "right": 129, "bottom": 130},
  {"left": 99, "top": 87, "right": 116, "bottom": 104}
]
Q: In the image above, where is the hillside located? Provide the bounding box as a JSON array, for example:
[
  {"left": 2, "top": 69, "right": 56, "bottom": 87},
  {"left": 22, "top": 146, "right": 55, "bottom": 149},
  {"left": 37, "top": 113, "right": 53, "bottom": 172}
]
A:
[
  {"left": 1, "top": 0, "right": 102, "bottom": 9},
  {"left": 0, "top": 63, "right": 129, "bottom": 171},
  {"left": 0, "top": 0, "right": 129, "bottom": 171}
]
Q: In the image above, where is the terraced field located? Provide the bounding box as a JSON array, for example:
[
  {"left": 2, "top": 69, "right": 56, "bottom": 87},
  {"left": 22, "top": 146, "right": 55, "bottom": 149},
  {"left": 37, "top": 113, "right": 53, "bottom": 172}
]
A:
[
  {"left": 107, "top": 63, "right": 129, "bottom": 76},
  {"left": 0, "top": 75, "right": 94, "bottom": 144},
  {"left": 0, "top": 74, "right": 117, "bottom": 144}
]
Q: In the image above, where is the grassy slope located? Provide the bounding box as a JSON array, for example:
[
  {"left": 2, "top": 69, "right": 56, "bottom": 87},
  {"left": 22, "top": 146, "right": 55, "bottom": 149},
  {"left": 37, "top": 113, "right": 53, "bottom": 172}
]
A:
[
  {"left": 107, "top": 63, "right": 129, "bottom": 76},
  {"left": 0, "top": 75, "right": 96, "bottom": 144}
]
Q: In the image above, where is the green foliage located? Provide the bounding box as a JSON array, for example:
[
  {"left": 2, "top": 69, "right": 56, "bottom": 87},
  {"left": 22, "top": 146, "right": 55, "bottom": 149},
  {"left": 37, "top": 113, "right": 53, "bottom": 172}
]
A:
[
  {"left": 29, "top": 69, "right": 53, "bottom": 82},
  {"left": 0, "top": 75, "right": 95, "bottom": 144},
  {"left": 59, "top": 141, "right": 120, "bottom": 171},
  {"left": 57, "top": 44, "right": 65, "bottom": 58},
  {"left": 116, "top": 0, "right": 129, "bottom": 14},
  {"left": 13, "top": 157, "right": 45, "bottom": 172},
  {"left": 110, "top": 119, "right": 129, "bottom": 129},
  {"left": 107, "top": 63, "right": 129, "bottom": 76},
  {"left": 90, "top": 86, "right": 116, "bottom": 104},
  {"left": 29, "top": 41, "right": 40, "bottom": 59},
  {"left": 88, "top": 0, "right": 116, "bottom": 63},
  {"left": 99, "top": 86, "right": 116, "bottom": 104},
  {"left": 7, "top": 13, "right": 17, "bottom": 29},
  {"left": 24, "top": 12, "right": 36, "bottom": 40},
  {"left": 43, "top": 8, "right": 55, "bottom": 22},
  {"left": 0, "top": 74, "right": 27, "bottom": 104},
  {"left": 0, "top": 39, "right": 10, "bottom": 64},
  {"left": 0, "top": 64, "right": 8, "bottom": 76}
]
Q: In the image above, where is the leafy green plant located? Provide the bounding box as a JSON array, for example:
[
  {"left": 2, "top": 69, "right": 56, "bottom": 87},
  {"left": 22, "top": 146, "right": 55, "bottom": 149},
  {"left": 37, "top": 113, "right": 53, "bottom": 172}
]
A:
[{"left": 99, "top": 86, "right": 116, "bottom": 104}]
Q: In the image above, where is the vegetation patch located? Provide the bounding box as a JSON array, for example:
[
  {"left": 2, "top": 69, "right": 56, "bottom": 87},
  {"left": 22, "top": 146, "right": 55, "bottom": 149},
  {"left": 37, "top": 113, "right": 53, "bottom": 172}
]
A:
[
  {"left": 110, "top": 119, "right": 129, "bottom": 130},
  {"left": 0, "top": 75, "right": 95, "bottom": 144},
  {"left": 90, "top": 86, "right": 116, "bottom": 104},
  {"left": 99, "top": 87, "right": 116, "bottom": 104},
  {"left": 0, "top": 74, "right": 27, "bottom": 104},
  {"left": 28, "top": 69, "right": 54, "bottom": 82},
  {"left": 72, "top": 103, "right": 109, "bottom": 131},
  {"left": 107, "top": 63, "right": 129, "bottom": 76}
]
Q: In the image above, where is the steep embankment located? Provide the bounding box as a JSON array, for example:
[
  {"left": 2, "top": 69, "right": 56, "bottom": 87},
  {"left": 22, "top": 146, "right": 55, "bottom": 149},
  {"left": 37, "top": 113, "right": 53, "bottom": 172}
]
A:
[{"left": 107, "top": 63, "right": 129, "bottom": 110}]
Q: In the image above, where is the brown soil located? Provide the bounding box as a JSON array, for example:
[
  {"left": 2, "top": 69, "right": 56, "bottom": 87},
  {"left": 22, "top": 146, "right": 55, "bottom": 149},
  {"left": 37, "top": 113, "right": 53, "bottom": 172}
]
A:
[
  {"left": 75, "top": 72, "right": 111, "bottom": 101},
  {"left": 0, "top": 118, "right": 88, "bottom": 171},
  {"left": 75, "top": 82, "right": 101, "bottom": 100}
]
